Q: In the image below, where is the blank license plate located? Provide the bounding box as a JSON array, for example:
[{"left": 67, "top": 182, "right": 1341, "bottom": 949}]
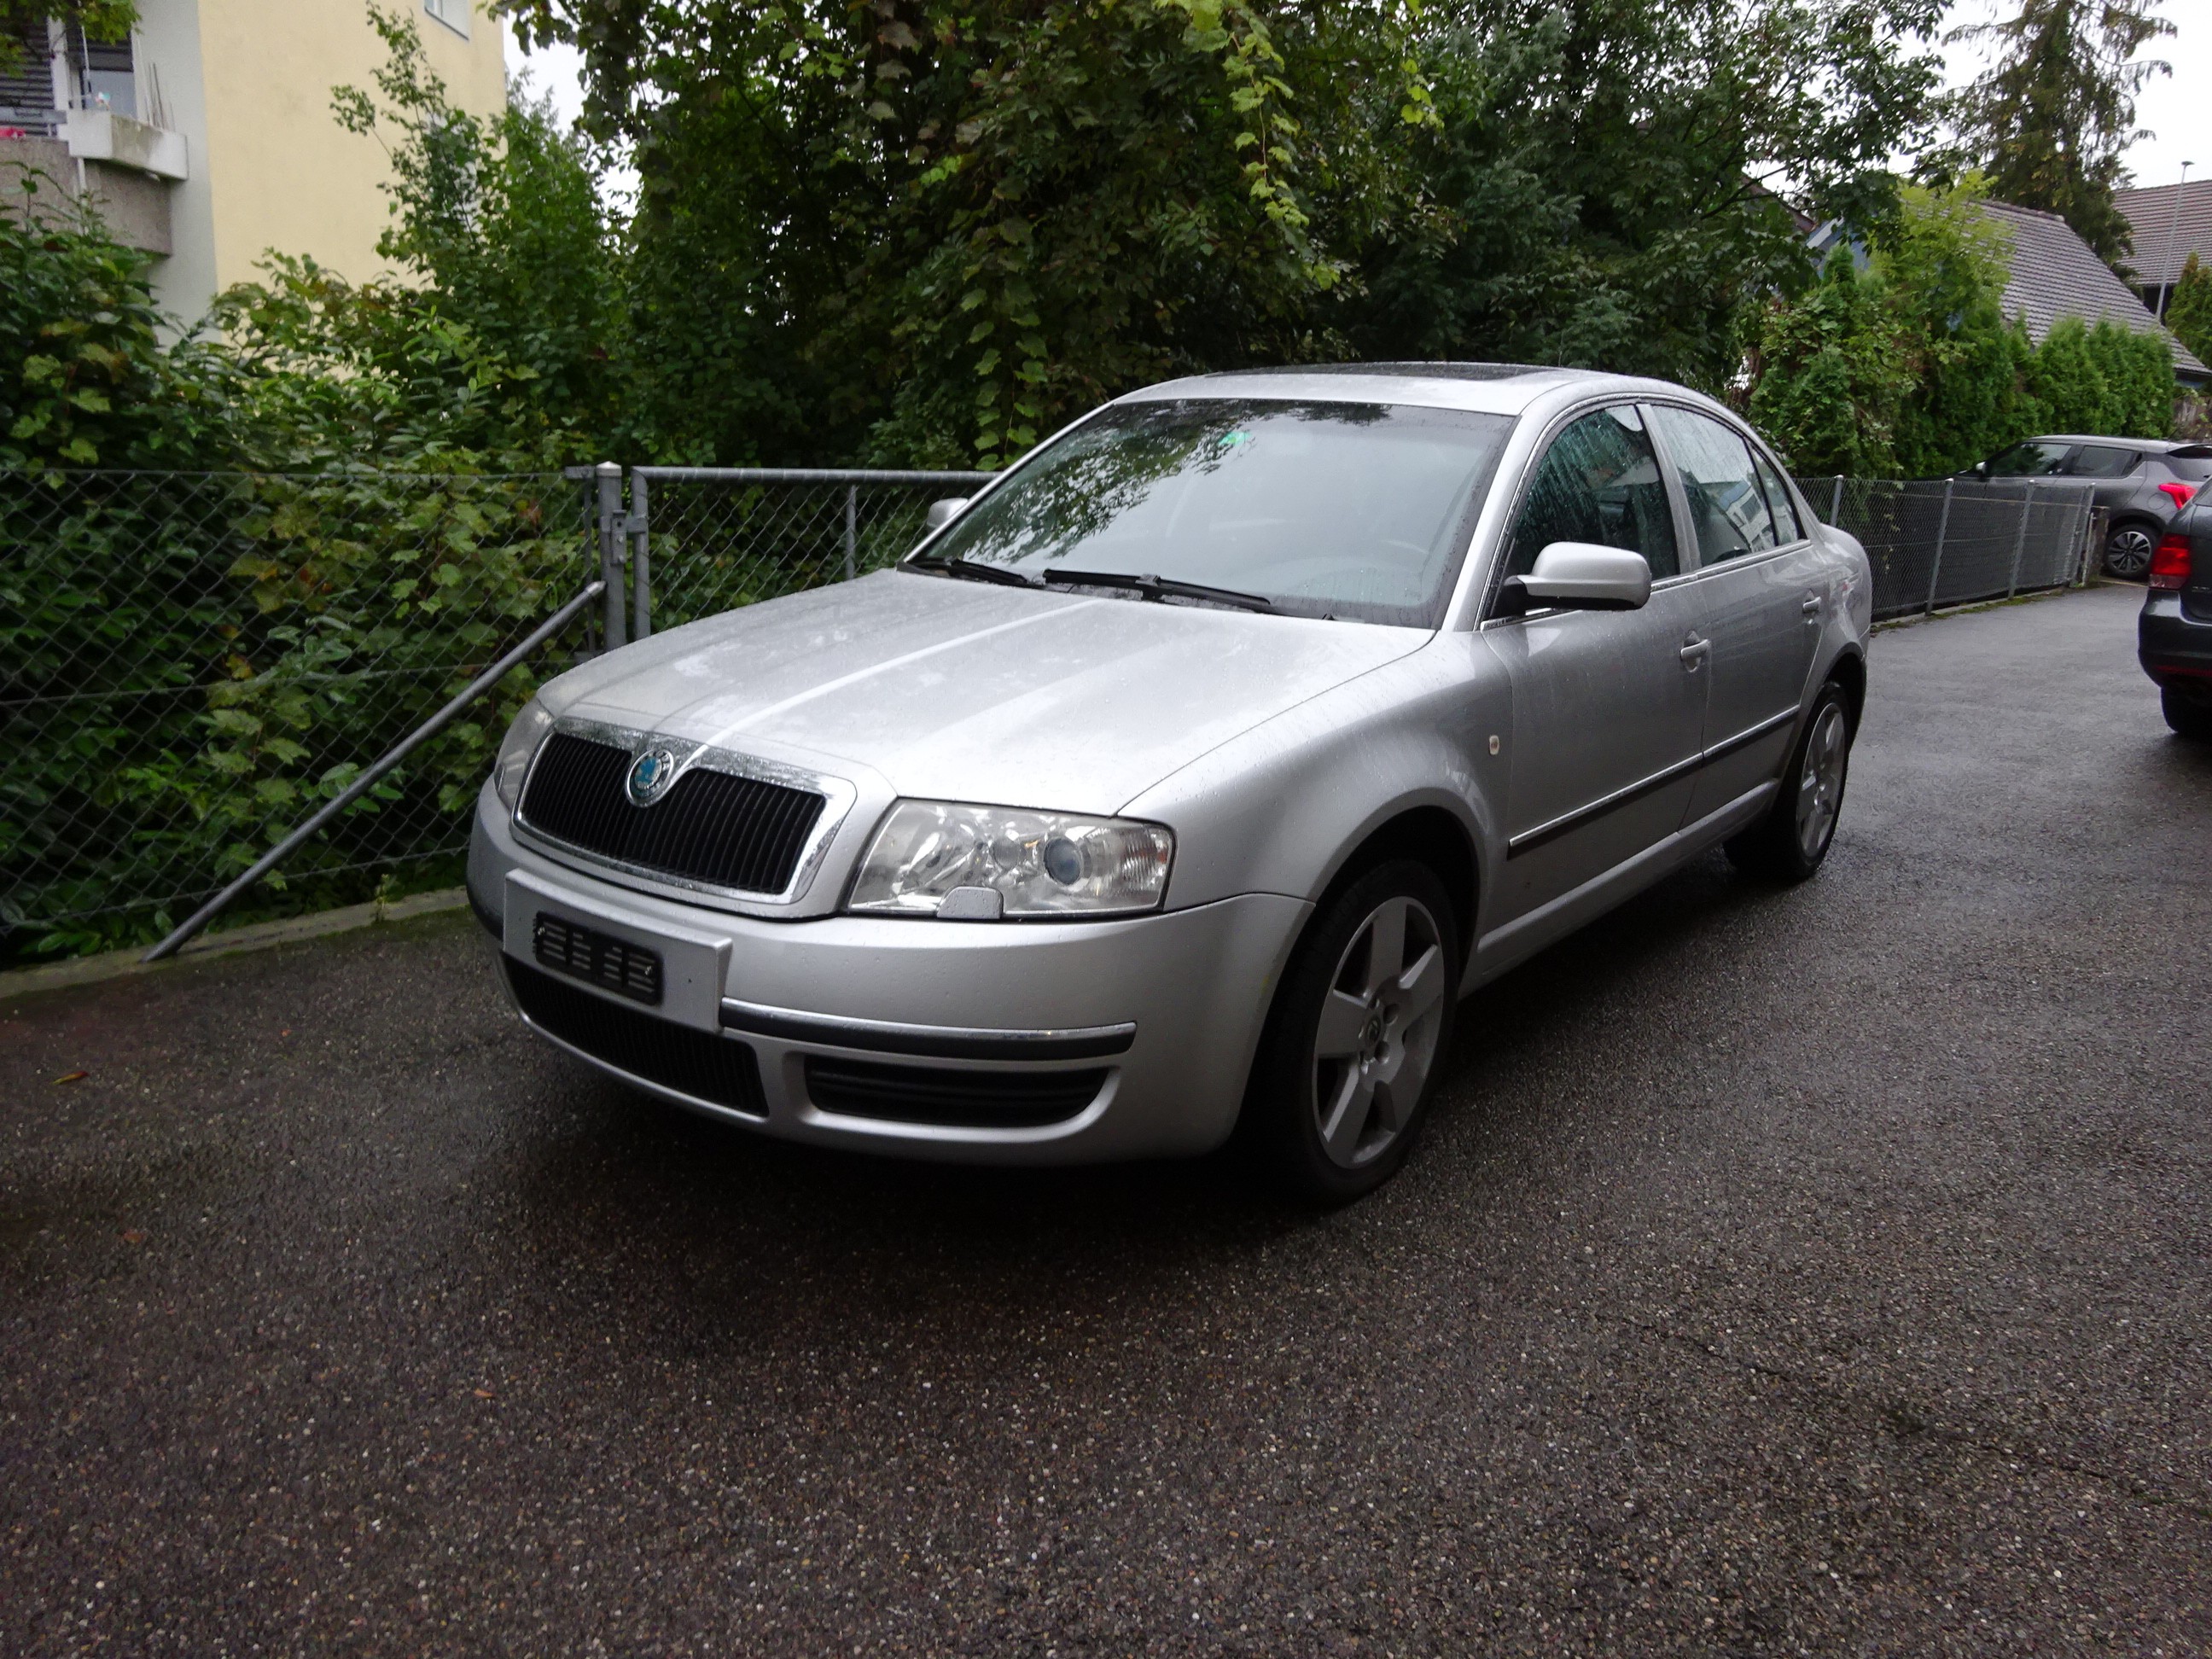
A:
[{"left": 533, "top": 913, "right": 664, "bottom": 1005}]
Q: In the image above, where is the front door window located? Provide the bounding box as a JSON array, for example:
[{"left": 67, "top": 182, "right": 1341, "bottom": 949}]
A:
[{"left": 1501, "top": 405, "right": 1679, "bottom": 588}]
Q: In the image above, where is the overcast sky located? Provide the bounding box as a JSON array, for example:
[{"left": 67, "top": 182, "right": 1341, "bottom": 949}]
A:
[{"left": 506, "top": 3, "right": 2210, "bottom": 205}]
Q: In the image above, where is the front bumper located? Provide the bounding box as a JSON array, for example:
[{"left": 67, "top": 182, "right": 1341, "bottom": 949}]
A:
[{"left": 468, "top": 784, "right": 1309, "bottom": 1162}]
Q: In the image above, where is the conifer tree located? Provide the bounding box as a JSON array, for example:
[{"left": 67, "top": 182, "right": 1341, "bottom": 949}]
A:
[{"left": 1948, "top": 0, "right": 2172, "bottom": 265}]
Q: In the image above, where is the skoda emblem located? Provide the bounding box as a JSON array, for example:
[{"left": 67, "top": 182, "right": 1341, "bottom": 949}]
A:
[{"left": 626, "top": 747, "right": 678, "bottom": 806}]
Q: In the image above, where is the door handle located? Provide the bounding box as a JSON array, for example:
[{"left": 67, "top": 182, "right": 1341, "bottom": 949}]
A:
[
  {"left": 1679, "top": 636, "right": 1710, "bottom": 671},
  {"left": 1802, "top": 595, "right": 1822, "bottom": 618}
]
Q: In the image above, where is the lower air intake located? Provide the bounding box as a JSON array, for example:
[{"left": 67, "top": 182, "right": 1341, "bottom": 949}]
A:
[
  {"left": 507, "top": 958, "right": 766, "bottom": 1117},
  {"left": 805, "top": 1057, "right": 1108, "bottom": 1128}
]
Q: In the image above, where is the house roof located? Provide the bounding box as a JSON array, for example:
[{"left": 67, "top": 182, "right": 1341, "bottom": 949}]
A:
[
  {"left": 2115, "top": 180, "right": 2212, "bottom": 288},
  {"left": 1977, "top": 199, "right": 2209, "bottom": 381}
]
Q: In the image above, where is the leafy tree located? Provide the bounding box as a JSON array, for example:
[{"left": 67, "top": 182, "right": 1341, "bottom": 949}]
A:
[
  {"left": 1879, "top": 182, "right": 2036, "bottom": 474},
  {"left": 1946, "top": 0, "right": 2172, "bottom": 265},
  {"left": 508, "top": 0, "right": 1942, "bottom": 463},
  {"left": 2167, "top": 250, "right": 2212, "bottom": 367},
  {"left": 332, "top": 9, "right": 626, "bottom": 450},
  {"left": 1347, "top": 0, "right": 1945, "bottom": 393},
  {"left": 0, "top": 3, "right": 134, "bottom": 70},
  {"left": 1749, "top": 247, "right": 1909, "bottom": 474}
]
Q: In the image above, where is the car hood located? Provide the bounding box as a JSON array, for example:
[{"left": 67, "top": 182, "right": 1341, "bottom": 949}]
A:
[{"left": 544, "top": 569, "right": 1429, "bottom": 813}]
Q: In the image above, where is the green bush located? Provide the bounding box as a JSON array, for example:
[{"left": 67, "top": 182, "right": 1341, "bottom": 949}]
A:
[
  {"left": 1751, "top": 180, "right": 2183, "bottom": 474},
  {"left": 1, "top": 165, "right": 594, "bottom": 963}
]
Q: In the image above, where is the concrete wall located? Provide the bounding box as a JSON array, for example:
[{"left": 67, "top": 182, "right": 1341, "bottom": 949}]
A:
[{"left": 137, "top": 0, "right": 508, "bottom": 326}]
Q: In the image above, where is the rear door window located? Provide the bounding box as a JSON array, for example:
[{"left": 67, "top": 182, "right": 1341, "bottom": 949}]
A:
[
  {"left": 1750, "top": 451, "right": 1805, "bottom": 543},
  {"left": 2066, "top": 445, "right": 2141, "bottom": 478},
  {"left": 1645, "top": 405, "right": 1782, "bottom": 567}
]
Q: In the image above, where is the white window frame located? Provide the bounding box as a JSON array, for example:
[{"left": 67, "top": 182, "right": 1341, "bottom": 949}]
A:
[{"left": 422, "top": 0, "right": 471, "bottom": 40}]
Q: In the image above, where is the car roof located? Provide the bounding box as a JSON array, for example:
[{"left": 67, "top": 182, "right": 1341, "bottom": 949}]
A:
[
  {"left": 2019, "top": 434, "right": 2180, "bottom": 451},
  {"left": 1116, "top": 363, "right": 1699, "bottom": 419}
]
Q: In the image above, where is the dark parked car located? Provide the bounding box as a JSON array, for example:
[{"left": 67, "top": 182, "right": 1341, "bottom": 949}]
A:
[
  {"left": 1969, "top": 436, "right": 2212, "bottom": 579},
  {"left": 2140, "top": 501, "right": 2212, "bottom": 740}
]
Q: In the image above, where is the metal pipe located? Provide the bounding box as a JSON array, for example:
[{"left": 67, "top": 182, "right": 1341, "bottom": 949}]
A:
[
  {"left": 2005, "top": 480, "right": 2033, "bottom": 597},
  {"left": 629, "top": 467, "right": 997, "bottom": 486},
  {"left": 2157, "top": 163, "right": 2193, "bottom": 322},
  {"left": 596, "top": 462, "right": 626, "bottom": 651},
  {"left": 1924, "top": 478, "right": 1954, "bottom": 614},
  {"left": 631, "top": 470, "right": 651, "bottom": 640},
  {"left": 142, "top": 579, "right": 608, "bottom": 963},
  {"left": 843, "top": 485, "right": 858, "bottom": 580},
  {"left": 1830, "top": 475, "right": 1844, "bottom": 526}
]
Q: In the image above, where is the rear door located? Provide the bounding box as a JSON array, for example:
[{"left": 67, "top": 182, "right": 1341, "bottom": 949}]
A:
[
  {"left": 1644, "top": 405, "right": 1826, "bottom": 825},
  {"left": 1481, "top": 404, "right": 1709, "bottom": 925}
]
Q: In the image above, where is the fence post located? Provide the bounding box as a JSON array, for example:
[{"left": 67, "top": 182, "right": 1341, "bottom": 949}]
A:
[
  {"left": 629, "top": 470, "right": 652, "bottom": 640},
  {"left": 1830, "top": 475, "right": 1844, "bottom": 526},
  {"left": 2005, "top": 480, "right": 2033, "bottom": 597},
  {"left": 2080, "top": 503, "right": 2109, "bottom": 586},
  {"left": 843, "top": 485, "right": 859, "bottom": 580},
  {"left": 596, "top": 461, "right": 627, "bottom": 651},
  {"left": 1924, "top": 477, "right": 1954, "bottom": 615}
]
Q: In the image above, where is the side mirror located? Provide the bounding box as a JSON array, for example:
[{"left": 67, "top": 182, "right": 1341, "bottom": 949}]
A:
[
  {"left": 1972, "top": 461, "right": 1990, "bottom": 479},
  {"left": 1498, "top": 542, "right": 1652, "bottom": 615},
  {"left": 925, "top": 497, "right": 969, "bottom": 531}
]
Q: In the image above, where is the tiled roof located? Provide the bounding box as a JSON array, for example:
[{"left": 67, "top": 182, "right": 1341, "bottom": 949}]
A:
[
  {"left": 1977, "top": 199, "right": 2209, "bottom": 380},
  {"left": 2115, "top": 180, "right": 2212, "bottom": 287}
]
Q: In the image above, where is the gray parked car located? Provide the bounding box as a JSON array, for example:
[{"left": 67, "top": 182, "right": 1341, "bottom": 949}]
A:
[
  {"left": 1969, "top": 435, "right": 2212, "bottom": 578},
  {"left": 469, "top": 365, "right": 1874, "bottom": 1201}
]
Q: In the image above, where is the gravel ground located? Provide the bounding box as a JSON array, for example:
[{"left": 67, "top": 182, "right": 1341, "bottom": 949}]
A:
[{"left": 3, "top": 581, "right": 2208, "bottom": 1656}]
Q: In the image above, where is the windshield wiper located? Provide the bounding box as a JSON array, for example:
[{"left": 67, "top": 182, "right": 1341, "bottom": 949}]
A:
[
  {"left": 907, "top": 554, "right": 1042, "bottom": 589},
  {"left": 1040, "top": 568, "right": 1274, "bottom": 614}
]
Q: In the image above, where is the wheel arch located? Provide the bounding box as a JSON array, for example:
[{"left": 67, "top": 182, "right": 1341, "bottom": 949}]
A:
[
  {"left": 1308, "top": 804, "right": 1480, "bottom": 970},
  {"left": 1825, "top": 645, "right": 1867, "bottom": 738}
]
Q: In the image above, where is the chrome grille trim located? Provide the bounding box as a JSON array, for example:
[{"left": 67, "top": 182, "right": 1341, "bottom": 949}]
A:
[{"left": 513, "top": 717, "right": 859, "bottom": 905}]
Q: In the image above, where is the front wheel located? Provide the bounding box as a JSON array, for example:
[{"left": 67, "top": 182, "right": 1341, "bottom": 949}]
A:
[
  {"left": 1726, "top": 681, "right": 1853, "bottom": 882},
  {"left": 2105, "top": 522, "right": 2158, "bottom": 579},
  {"left": 1244, "top": 860, "right": 1459, "bottom": 1204}
]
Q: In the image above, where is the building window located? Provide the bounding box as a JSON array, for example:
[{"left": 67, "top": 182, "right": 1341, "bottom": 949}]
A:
[
  {"left": 67, "top": 24, "right": 136, "bottom": 119},
  {"left": 422, "top": 0, "right": 471, "bottom": 40}
]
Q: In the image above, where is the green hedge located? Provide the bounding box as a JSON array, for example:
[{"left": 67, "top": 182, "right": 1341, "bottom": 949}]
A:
[{"left": 0, "top": 469, "right": 590, "bottom": 962}]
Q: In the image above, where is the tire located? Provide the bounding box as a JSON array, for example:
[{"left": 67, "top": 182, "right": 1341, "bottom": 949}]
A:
[
  {"left": 2164, "top": 684, "right": 2212, "bottom": 742},
  {"left": 1725, "top": 679, "right": 1853, "bottom": 882},
  {"left": 1243, "top": 859, "right": 1460, "bottom": 1204},
  {"left": 2104, "top": 521, "right": 2159, "bottom": 579}
]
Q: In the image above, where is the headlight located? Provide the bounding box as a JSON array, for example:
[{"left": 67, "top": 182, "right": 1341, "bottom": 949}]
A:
[
  {"left": 847, "top": 800, "right": 1173, "bottom": 918},
  {"left": 492, "top": 699, "right": 556, "bottom": 809}
]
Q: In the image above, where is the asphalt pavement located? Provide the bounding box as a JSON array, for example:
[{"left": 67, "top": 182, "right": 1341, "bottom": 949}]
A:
[{"left": 4, "top": 581, "right": 2209, "bottom": 1656}]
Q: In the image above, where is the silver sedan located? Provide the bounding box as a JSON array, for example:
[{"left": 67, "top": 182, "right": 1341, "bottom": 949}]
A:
[{"left": 469, "top": 364, "right": 1871, "bottom": 1201}]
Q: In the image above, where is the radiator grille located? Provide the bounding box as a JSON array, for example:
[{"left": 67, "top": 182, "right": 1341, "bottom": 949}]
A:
[
  {"left": 805, "top": 1057, "right": 1108, "bottom": 1128},
  {"left": 507, "top": 958, "right": 766, "bottom": 1116},
  {"left": 519, "top": 732, "right": 827, "bottom": 894}
]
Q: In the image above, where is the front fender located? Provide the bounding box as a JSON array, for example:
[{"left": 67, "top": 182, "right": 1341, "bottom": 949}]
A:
[{"left": 1123, "top": 638, "right": 1508, "bottom": 940}]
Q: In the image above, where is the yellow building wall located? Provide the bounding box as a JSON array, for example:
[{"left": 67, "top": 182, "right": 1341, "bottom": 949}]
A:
[{"left": 195, "top": 0, "right": 507, "bottom": 292}]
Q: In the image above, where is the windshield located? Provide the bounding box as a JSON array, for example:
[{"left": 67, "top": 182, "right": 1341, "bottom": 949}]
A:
[{"left": 915, "top": 399, "right": 1513, "bottom": 626}]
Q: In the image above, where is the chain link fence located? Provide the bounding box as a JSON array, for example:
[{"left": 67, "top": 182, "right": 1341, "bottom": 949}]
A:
[
  {"left": 3, "top": 461, "right": 2115, "bottom": 965},
  {"left": 1796, "top": 476, "right": 2100, "bottom": 621},
  {"left": 1, "top": 469, "right": 597, "bottom": 963},
  {"left": 626, "top": 468, "right": 996, "bottom": 633}
]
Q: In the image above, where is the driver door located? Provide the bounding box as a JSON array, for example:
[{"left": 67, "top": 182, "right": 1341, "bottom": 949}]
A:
[{"left": 1481, "top": 405, "right": 1710, "bottom": 926}]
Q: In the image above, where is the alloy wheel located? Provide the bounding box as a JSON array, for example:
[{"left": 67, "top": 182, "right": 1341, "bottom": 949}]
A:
[
  {"left": 2106, "top": 526, "right": 2157, "bottom": 579},
  {"left": 1309, "top": 894, "right": 1448, "bottom": 1169},
  {"left": 1795, "top": 702, "right": 1848, "bottom": 862}
]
